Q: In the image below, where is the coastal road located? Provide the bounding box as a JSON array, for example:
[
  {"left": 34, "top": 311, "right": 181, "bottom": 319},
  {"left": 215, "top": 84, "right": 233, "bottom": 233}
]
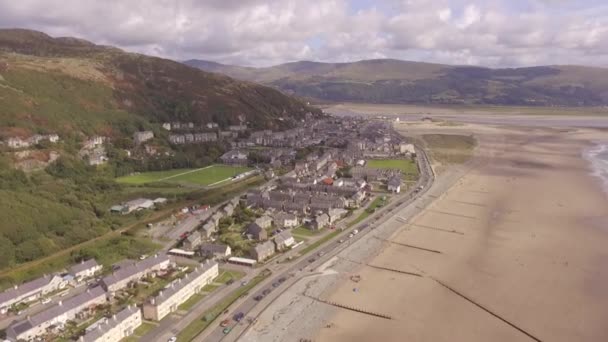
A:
[{"left": 198, "top": 145, "right": 435, "bottom": 342}]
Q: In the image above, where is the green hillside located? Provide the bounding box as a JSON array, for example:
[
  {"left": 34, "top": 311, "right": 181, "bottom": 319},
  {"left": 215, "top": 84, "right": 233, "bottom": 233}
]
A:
[{"left": 0, "top": 28, "right": 321, "bottom": 273}]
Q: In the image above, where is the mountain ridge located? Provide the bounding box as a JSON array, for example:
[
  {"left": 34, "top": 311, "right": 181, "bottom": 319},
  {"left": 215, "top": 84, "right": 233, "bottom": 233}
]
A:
[{"left": 184, "top": 58, "right": 608, "bottom": 106}]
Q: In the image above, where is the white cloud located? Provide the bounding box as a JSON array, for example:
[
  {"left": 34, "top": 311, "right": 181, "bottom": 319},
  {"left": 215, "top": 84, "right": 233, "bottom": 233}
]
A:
[{"left": 0, "top": 0, "right": 607, "bottom": 67}]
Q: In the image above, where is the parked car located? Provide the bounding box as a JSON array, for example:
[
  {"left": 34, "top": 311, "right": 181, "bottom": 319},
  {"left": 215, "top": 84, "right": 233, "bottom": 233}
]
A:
[
  {"left": 278, "top": 277, "right": 287, "bottom": 283},
  {"left": 223, "top": 327, "right": 232, "bottom": 334},
  {"left": 168, "top": 337, "right": 177, "bottom": 342},
  {"left": 262, "top": 289, "right": 272, "bottom": 296},
  {"left": 226, "top": 279, "right": 234, "bottom": 285},
  {"left": 220, "top": 319, "right": 230, "bottom": 327},
  {"left": 254, "top": 295, "right": 264, "bottom": 301},
  {"left": 272, "top": 282, "right": 279, "bottom": 288}
]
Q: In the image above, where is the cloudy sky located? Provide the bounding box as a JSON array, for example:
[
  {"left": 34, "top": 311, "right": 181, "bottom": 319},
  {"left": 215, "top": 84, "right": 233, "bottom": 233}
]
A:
[{"left": 1, "top": 0, "right": 607, "bottom": 67}]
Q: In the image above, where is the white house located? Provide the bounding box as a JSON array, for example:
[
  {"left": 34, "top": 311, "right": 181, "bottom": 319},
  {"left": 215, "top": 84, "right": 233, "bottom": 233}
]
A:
[
  {"left": 69, "top": 259, "right": 103, "bottom": 282},
  {"left": 387, "top": 176, "right": 402, "bottom": 193}
]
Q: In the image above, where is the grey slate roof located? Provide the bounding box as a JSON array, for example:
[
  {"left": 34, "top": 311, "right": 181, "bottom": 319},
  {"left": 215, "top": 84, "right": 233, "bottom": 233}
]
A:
[
  {"left": 80, "top": 305, "right": 139, "bottom": 342},
  {"left": 149, "top": 261, "right": 217, "bottom": 307},
  {"left": 273, "top": 231, "right": 293, "bottom": 246},
  {"left": 69, "top": 259, "right": 100, "bottom": 276},
  {"left": 388, "top": 175, "right": 402, "bottom": 187},
  {"left": 101, "top": 254, "right": 169, "bottom": 289},
  {"left": 8, "top": 286, "right": 106, "bottom": 336},
  {"left": 0, "top": 275, "right": 54, "bottom": 307},
  {"left": 200, "top": 243, "right": 230, "bottom": 255},
  {"left": 186, "top": 231, "right": 201, "bottom": 243},
  {"left": 253, "top": 241, "right": 275, "bottom": 255}
]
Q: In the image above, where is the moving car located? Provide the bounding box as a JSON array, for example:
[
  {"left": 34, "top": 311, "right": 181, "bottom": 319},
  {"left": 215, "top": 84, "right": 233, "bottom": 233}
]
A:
[{"left": 234, "top": 312, "right": 245, "bottom": 322}]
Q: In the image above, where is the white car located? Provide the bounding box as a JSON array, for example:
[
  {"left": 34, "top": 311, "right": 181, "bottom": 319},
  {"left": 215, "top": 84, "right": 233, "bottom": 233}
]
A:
[
  {"left": 348, "top": 234, "right": 354, "bottom": 238},
  {"left": 168, "top": 337, "right": 177, "bottom": 342},
  {"left": 41, "top": 298, "right": 51, "bottom": 305}
]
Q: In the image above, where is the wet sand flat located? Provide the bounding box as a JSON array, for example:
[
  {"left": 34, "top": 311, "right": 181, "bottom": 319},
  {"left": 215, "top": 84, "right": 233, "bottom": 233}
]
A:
[{"left": 318, "top": 127, "right": 608, "bottom": 342}]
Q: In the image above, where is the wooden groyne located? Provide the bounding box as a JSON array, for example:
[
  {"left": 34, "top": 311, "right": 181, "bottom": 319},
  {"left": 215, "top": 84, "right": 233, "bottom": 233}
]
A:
[
  {"left": 431, "top": 277, "right": 542, "bottom": 342},
  {"left": 366, "top": 264, "right": 423, "bottom": 277},
  {"left": 374, "top": 236, "right": 443, "bottom": 254},
  {"left": 411, "top": 223, "right": 465, "bottom": 235},
  {"left": 307, "top": 295, "right": 392, "bottom": 320}
]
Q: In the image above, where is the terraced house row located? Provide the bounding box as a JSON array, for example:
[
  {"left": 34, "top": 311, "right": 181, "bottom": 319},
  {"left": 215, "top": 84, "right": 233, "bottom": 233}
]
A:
[{"left": 143, "top": 261, "right": 219, "bottom": 320}]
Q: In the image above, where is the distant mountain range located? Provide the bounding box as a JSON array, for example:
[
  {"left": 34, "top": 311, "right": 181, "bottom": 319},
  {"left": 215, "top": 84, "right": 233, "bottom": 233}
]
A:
[
  {"left": 0, "top": 29, "right": 319, "bottom": 139},
  {"left": 184, "top": 58, "right": 608, "bottom": 107}
]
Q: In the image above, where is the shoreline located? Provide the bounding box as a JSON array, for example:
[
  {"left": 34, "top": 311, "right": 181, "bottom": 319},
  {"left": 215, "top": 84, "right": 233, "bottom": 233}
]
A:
[{"left": 582, "top": 140, "right": 608, "bottom": 198}]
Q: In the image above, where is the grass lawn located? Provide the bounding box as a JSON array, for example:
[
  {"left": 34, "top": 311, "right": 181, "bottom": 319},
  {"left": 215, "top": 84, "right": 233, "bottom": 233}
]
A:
[
  {"left": 203, "top": 284, "right": 221, "bottom": 292},
  {"left": 178, "top": 270, "right": 272, "bottom": 341},
  {"left": 122, "top": 321, "right": 157, "bottom": 341},
  {"left": 347, "top": 196, "right": 388, "bottom": 228},
  {"left": 291, "top": 226, "right": 319, "bottom": 237},
  {"left": 179, "top": 293, "right": 206, "bottom": 311},
  {"left": 298, "top": 230, "right": 341, "bottom": 256},
  {"left": 366, "top": 159, "right": 419, "bottom": 176},
  {"left": 116, "top": 165, "right": 253, "bottom": 186},
  {"left": 216, "top": 269, "right": 245, "bottom": 284}
]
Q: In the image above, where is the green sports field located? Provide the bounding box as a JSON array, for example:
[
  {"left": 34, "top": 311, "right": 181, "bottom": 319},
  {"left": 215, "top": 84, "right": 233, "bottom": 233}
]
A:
[
  {"left": 366, "top": 159, "right": 418, "bottom": 175},
  {"left": 116, "top": 165, "right": 253, "bottom": 186}
]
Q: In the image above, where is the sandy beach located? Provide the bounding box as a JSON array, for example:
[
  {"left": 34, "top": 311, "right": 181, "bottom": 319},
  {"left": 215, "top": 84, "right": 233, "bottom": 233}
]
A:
[
  {"left": 316, "top": 123, "right": 608, "bottom": 342},
  {"left": 239, "top": 118, "right": 608, "bottom": 342}
]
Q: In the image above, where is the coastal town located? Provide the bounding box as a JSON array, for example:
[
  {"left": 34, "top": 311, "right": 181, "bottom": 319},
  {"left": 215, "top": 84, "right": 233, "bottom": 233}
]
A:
[{"left": 0, "top": 115, "right": 424, "bottom": 342}]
